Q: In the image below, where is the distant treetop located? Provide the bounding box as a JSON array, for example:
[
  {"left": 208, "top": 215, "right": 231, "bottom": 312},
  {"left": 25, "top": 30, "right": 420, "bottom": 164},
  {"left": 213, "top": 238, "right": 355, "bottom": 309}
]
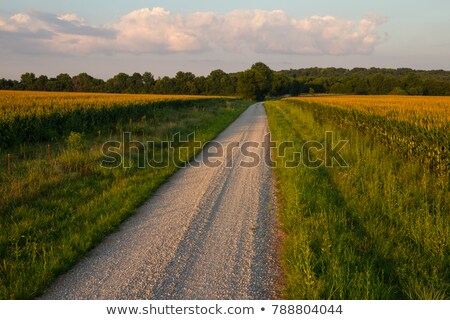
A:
[{"left": 1, "top": 64, "right": 450, "bottom": 98}]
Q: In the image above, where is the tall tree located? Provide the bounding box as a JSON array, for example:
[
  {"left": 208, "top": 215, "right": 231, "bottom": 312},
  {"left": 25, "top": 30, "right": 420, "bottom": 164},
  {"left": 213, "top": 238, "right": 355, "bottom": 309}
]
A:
[
  {"left": 105, "top": 73, "right": 131, "bottom": 93},
  {"left": 174, "top": 71, "right": 196, "bottom": 94},
  {"left": 20, "top": 72, "right": 36, "bottom": 90},
  {"left": 56, "top": 73, "right": 73, "bottom": 92},
  {"left": 71, "top": 73, "right": 103, "bottom": 92},
  {"left": 142, "top": 72, "right": 156, "bottom": 93},
  {"left": 130, "top": 72, "right": 144, "bottom": 93},
  {"left": 251, "top": 62, "right": 273, "bottom": 99},
  {"left": 206, "top": 69, "right": 227, "bottom": 95},
  {"left": 237, "top": 70, "right": 260, "bottom": 100}
]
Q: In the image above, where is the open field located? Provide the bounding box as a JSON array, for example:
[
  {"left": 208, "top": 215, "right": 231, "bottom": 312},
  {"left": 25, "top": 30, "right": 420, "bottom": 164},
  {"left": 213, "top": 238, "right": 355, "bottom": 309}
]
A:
[
  {"left": 266, "top": 96, "right": 449, "bottom": 299},
  {"left": 2, "top": 90, "right": 449, "bottom": 300},
  {"left": 0, "top": 92, "right": 250, "bottom": 299},
  {"left": 0, "top": 91, "right": 222, "bottom": 115},
  {"left": 287, "top": 95, "right": 450, "bottom": 175},
  {"left": 0, "top": 91, "right": 229, "bottom": 148},
  {"left": 289, "top": 95, "right": 450, "bottom": 125}
]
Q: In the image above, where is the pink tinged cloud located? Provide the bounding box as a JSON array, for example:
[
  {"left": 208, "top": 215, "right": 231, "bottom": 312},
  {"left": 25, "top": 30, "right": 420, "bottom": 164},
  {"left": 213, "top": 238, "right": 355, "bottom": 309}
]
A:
[{"left": 0, "top": 7, "right": 387, "bottom": 55}]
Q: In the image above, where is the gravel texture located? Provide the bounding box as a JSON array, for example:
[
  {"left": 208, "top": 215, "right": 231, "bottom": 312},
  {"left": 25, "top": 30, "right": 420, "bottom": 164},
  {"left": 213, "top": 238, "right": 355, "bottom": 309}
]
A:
[{"left": 42, "top": 102, "right": 282, "bottom": 300}]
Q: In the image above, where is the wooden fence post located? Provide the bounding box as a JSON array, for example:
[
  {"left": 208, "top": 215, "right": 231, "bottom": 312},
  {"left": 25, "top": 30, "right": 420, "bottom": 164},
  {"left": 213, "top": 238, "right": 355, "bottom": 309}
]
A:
[{"left": 7, "top": 153, "right": 11, "bottom": 176}]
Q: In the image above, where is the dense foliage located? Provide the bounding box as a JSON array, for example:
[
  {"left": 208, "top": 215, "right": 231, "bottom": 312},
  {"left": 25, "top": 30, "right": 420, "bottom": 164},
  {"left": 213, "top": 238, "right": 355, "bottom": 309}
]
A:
[{"left": 2, "top": 64, "right": 450, "bottom": 99}]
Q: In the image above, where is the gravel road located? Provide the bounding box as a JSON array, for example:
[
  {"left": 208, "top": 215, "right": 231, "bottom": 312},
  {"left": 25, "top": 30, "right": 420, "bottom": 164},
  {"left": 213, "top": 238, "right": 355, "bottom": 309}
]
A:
[{"left": 42, "top": 102, "right": 281, "bottom": 300}]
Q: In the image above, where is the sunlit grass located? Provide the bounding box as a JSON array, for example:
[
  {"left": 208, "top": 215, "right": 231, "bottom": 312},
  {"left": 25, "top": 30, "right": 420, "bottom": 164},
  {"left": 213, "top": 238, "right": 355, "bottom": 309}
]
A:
[
  {"left": 266, "top": 99, "right": 449, "bottom": 299},
  {"left": 0, "top": 98, "right": 250, "bottom": 299}
]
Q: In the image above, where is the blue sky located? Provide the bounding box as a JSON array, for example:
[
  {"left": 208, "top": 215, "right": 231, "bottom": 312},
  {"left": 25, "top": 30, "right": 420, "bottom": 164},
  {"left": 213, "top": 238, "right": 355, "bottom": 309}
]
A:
[{"left": 1, "top": 1, "right": 449, "bottom": 79}]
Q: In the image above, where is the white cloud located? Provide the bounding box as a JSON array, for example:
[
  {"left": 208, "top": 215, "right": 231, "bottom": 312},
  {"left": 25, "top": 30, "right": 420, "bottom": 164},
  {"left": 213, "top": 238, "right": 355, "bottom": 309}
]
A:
[
  {"left": 57, "top": 14, "right": 85, "bottom": 24},
  {"left": 10, "top": 13, "right": 31, "bottom": 24},
  {"left": 114, "top": 7, "right": 209, "bottom": 53},
  {"left": 0, "top": 8, "right": 387, "bottom": 56}
]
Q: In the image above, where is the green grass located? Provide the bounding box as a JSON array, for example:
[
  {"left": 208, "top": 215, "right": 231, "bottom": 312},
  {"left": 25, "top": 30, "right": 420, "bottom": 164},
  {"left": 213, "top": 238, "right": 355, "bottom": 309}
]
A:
[
  {"left": 0, "top": 99, "right": 250, "bottom": 299},
  {"left": 265, "top": 100, "right": 449, "bottom": 299}
]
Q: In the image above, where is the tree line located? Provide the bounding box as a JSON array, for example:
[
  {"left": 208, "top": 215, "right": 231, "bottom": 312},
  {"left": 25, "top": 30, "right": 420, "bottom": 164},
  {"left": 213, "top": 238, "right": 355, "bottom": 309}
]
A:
[{"left": 1, "top": 63, "right": 450, "bottom": 100}]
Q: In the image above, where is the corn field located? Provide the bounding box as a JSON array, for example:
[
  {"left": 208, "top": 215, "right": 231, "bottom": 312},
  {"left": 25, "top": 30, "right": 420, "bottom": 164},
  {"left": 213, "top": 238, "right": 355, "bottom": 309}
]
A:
[
  {"left": 0, "top": 90, "right": 225, "bottom": 149},
  {"left": 291, "top": 95, "right": 450, "bottom": 126},
  {"left": 286, "top": 96, "right": 450, "bottom": 176}
]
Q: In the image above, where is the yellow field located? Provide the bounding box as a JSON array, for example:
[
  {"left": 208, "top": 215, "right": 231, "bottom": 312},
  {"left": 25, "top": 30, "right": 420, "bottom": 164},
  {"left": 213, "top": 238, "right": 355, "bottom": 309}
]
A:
[
  {"left": 287, "top": 95, "right": 450, "bottom": 127},
  {"left": 0, "top": 90, "right": 224, "bottom": 117},
  {"left": 0, "top": 90, "right": 232, "bottom": 149}
]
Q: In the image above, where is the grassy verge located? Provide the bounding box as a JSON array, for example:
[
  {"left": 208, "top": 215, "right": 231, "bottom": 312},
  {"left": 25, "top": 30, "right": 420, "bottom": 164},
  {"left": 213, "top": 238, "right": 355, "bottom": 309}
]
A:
[
  {"left": 265, "top": 100, "right": 449, "bottom": 299},
  {"left": 0, "top": 99, "right": 250, "bottom": 299}
]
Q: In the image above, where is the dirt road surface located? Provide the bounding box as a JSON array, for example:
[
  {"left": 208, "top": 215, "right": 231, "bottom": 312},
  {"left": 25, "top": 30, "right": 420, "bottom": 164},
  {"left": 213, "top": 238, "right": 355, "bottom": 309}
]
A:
[{"left": 42, "top": 103, "right": 281, "bottom": 299}]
